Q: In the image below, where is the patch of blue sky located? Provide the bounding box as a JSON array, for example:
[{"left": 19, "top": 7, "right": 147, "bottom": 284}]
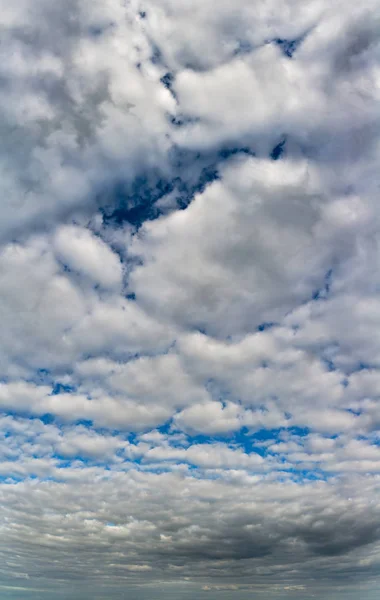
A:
[
  {"left": 0, "top": 470, "right": 53, "bottom": 483},
  {"left": 367, "top": 435, "right": 380, "bottom": 448},
  {"left": 287, "top": 469, "right": 331, "bottom": 483},
  {"left": 0, "top": 408, "right": 43, "bottom": 423},
  {"left": 39, "top": 413, "right": 56, "bottom": 425},
  {"left": 274, "top": 36, "right": 305, "bottom": 58},
  {"left": 27, "top": 371, "right": 80, "bottom": 400},
  {"left": 312, "top": 268, "right": 334, "bottom": 301},
  {"left": 270, "top": 137, "right": 286, "bottom": 160},
  {"left": 101, "top": 175, "right": 173, "bottom": 228},
  {"left": 150, "top": 44, "right": 163, "bottom": 66},
  {"left": 321, "top": 357, "right": 337, "bottom": 372},
  {"left": 0, "top": 475, "right": 28, "bottom": 484},
  {"left": 257, "top": 321, "right": 277, "bottom": 332},
  {"left": 160, "top": 72, "right": 177, "bottom": 100},
  {"left": 54, "top": 455, "right": 113, "bottom": 469},
  {"left": 51, "top": 382, "right": 76, "bottom": 395},
  {"left": 35, "top": 368, "right": 52, "bottom": 382},
  {"left": 345, "top": 407, "right": 363, "bottom": 417},
  {"left": 249, "top": 426, "right": 310, "bottom": 445},
  {"left": 342, "top": 361, "right": 380, "bottom": 376},
  {"left": 356, "top": 361, "right": 377, "bottom": 371},
  {"left": 88, "top": 22, "right": 116, "bottom": 37},
  {"left": 169, "top": 114, "right": 200, "bottom": 128},
  {"left": 160, "top": 425, "right": 311, "bottom": 458},
  {"left": 101, "top": 145, "right": 256, "bottom": 230}
]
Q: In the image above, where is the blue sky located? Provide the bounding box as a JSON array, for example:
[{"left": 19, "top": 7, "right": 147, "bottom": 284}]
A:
[{"left": 1, "top": 0, "right": 380, "bottom": 598}]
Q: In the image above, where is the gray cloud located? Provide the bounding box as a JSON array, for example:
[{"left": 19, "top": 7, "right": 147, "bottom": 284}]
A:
[{"left": 1, "top": 455, "right": 380, "bottom": 597}]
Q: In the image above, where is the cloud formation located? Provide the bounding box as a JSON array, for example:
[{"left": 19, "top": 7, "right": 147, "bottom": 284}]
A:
[{"left": 1, "top": 0, "right": 380, "bottom": 598}]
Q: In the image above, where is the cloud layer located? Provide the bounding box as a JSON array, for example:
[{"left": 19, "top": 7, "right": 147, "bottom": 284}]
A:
[{"left": 1, "top": 0, "right": 380, "bottom": 598}]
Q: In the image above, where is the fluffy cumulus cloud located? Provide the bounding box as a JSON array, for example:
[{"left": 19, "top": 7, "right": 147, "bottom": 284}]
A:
[{"left": 1, "top": 0, "right": 380, "bottom": 598}]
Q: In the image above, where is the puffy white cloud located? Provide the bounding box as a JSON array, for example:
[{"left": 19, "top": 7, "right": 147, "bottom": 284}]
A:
[
  {"left": 174, "top": 401, "right": 243, "bottom": 434},
  {"left": 0, "top": 231, "right": 176, "bottom": 379},
  {"left": 53, "top": 225, "right": 123, "bottom": 289},
  {"left": 140, "top": 0, "right": 325, "bottom": 71},
  {"left": 129, "top": 156, "right": 329, "bottom": 337},
  {"left": 0, "top": 0, "right": 173, "bottom": 244}
]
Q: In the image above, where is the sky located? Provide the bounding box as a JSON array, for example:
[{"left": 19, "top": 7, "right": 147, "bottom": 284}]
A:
[{"left": 1, "top": 0, "right": 380, "bottom": 598}]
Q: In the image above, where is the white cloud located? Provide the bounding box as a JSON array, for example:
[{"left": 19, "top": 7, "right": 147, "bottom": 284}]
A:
[
  {"left": 140, "top": 0, "right": 325, "bottom": 71},
  {"left": 129, "top": 156, "right": 329, "bottom": 337},
  {"left": 0, "top": 0, "right": 173, "bottom": 244},
  {"left": 53, "top": 225, "right": 123, "bottom": 289},
  {"left": 174, "top": 401, "right": 242, "bottom": 434}
]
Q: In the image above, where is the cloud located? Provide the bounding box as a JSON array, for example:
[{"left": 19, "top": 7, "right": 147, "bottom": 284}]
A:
[
  {"left": 53, "top": 225, "right": 123, "bottom": 289},
  {"left": 129, "top": 156, "right": 329, "bottom": 337},
  {"left": 0, "top": 0, "right": 174, "bottom": 243},
  {"left": 1, "top": 447, "right": 380, "bottom": 595},
  {"left": 1, "top": 0, "right": 380, "bottom": 598}
]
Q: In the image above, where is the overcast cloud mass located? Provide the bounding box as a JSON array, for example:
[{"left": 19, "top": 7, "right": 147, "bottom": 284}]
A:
[{"left": 1, "top": 0, "right": 380, "bottom": 598}]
